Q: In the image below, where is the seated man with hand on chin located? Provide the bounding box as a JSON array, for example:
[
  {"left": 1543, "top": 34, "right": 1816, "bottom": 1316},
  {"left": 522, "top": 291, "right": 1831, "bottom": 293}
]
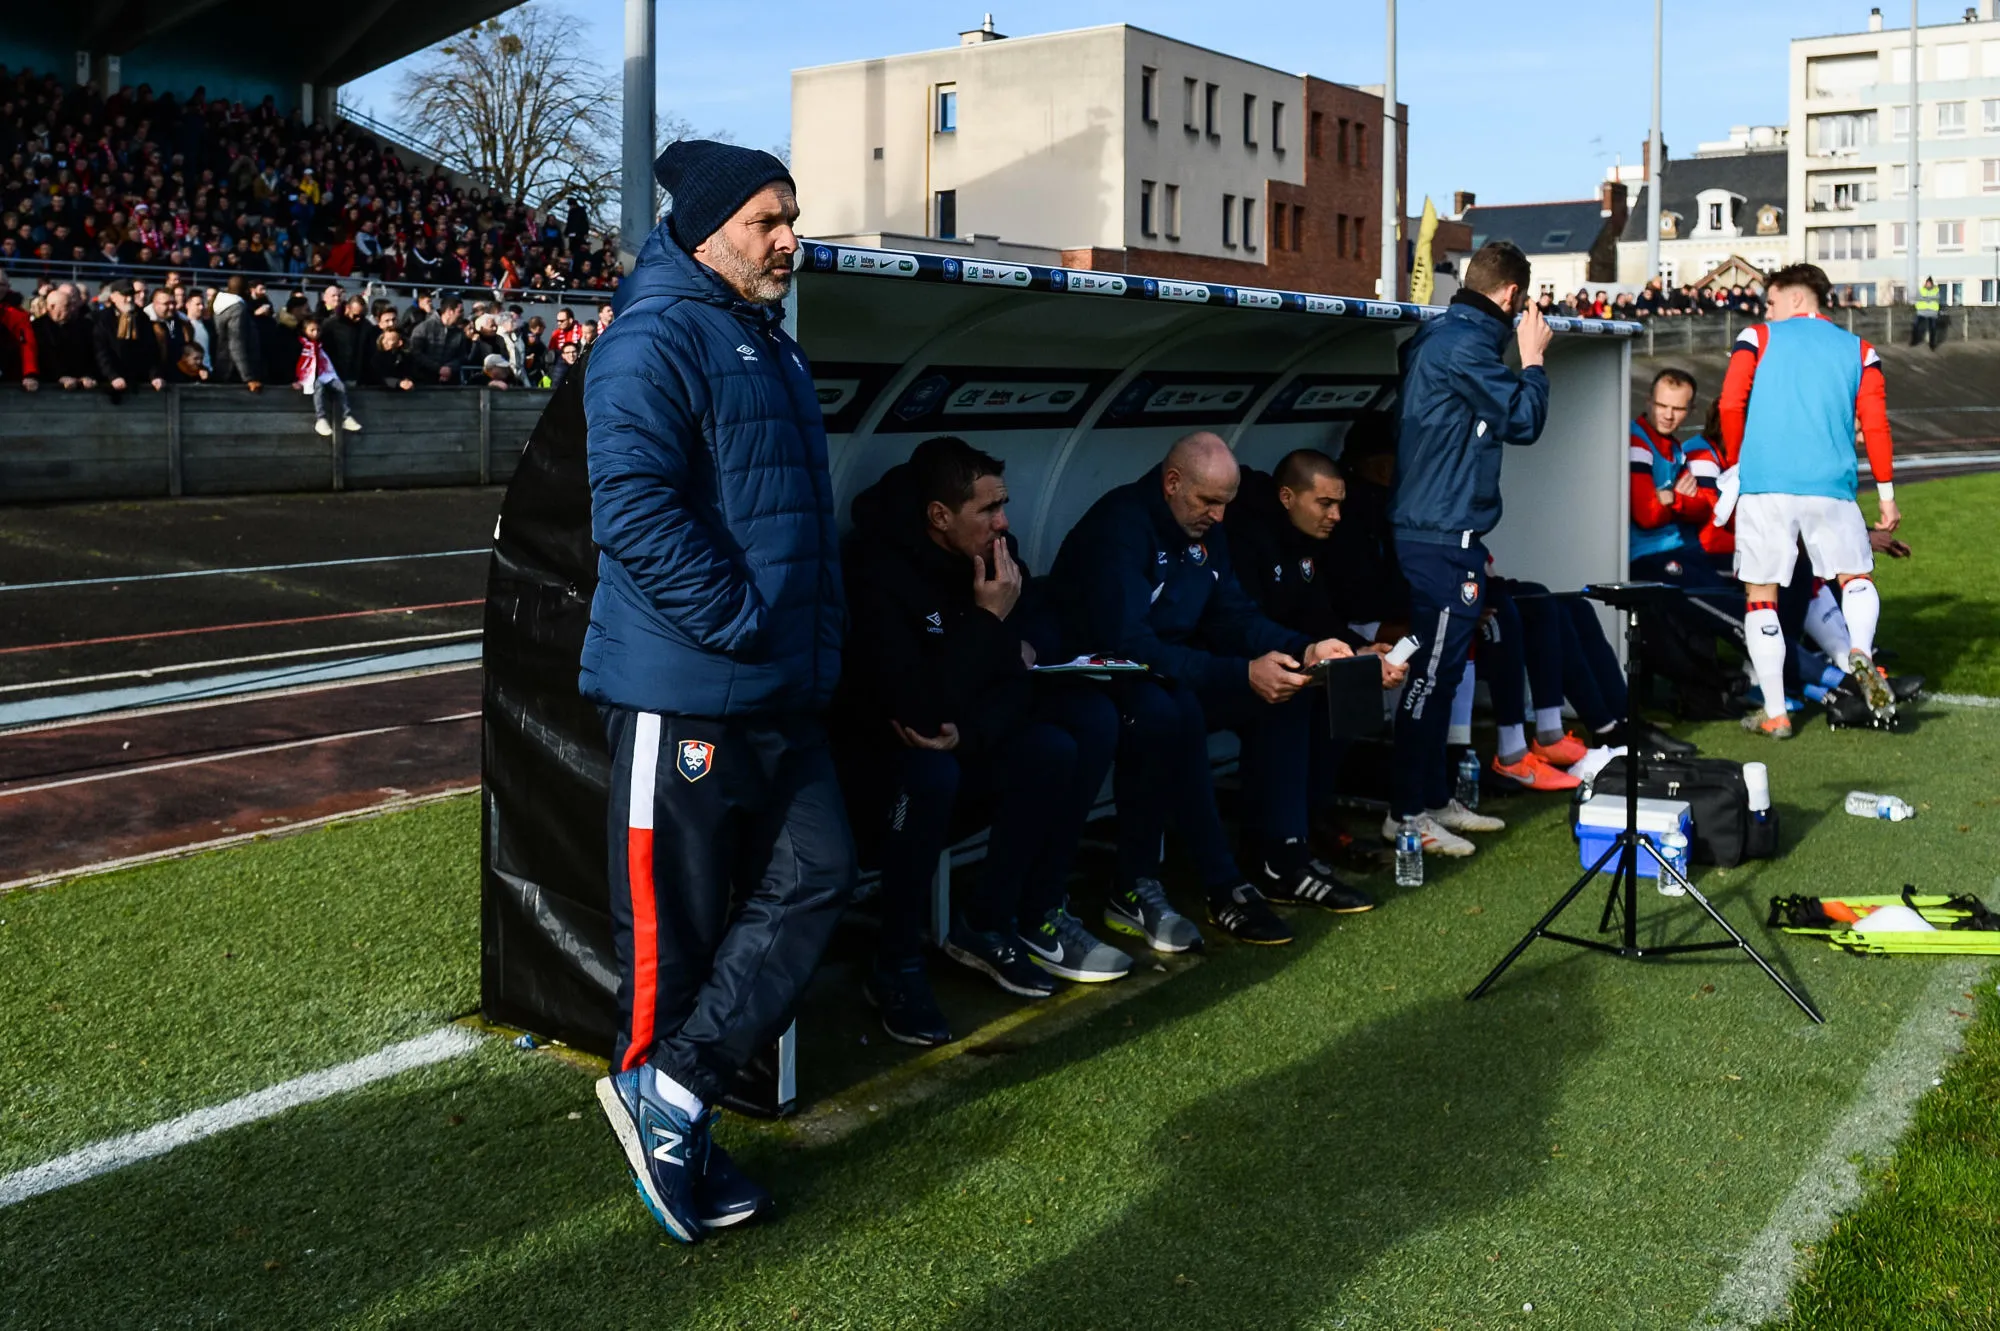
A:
[{"left": 1049, "top": 431, "right": 1374, "bottom": 951}]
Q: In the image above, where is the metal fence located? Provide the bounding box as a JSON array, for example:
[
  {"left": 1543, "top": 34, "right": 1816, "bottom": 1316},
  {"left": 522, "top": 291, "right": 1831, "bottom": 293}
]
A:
[
  {"left": 1632, "top": 303, "right": 2000, "bottom": 353},
  {"left": 3, "top": 256, "right": 615, "bottom": 311}
]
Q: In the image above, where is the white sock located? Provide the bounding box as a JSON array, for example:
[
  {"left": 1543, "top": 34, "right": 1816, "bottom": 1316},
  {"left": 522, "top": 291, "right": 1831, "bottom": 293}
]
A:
[
  {"left": 1447, "top": 665, "right": 1476, "bottom": 746},
  {"left": 1745, "top": 604, "right": 1789, "bottom": 719},
  {"left": 1803, "top": 584, "right": 1851, "bottom": 661},
  {"left": 1841, "top": 576, "right": 1880, "bottom": 662},
  {"left": 653, "top": 1067, "right": 705, "bottom": 1117},
  {"left": 1497, "top": 723, "right": 1527, "bottom": 761},
  {"left": 1533, "top": 707, "right": 1564, "bottom": 742}
]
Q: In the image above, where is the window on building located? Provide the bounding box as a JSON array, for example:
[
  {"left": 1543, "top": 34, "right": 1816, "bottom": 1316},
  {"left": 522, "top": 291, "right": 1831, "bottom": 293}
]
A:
[
  {"left": 1893, "top": 104, "right": 1912, "bottom": 140},
  {"left": 1336, "top": 117, "right": 1350, "bottom": 164},
  {"left": 1291, "top": 203, "right": 1305, "bottom": 252},
  {"left": 1140, "top": 180, "right": 1157, "bottom": 237},
  {"left": 1355, "top": 124, "right": 1368, "bottom": 168},
  {"left": 1892, "top": 162, "right": 1915, "bottom": 196},
  {"left": 1891, "top": 46, "right": 1912, "bottom": 84},
  {"left": 1223, "top": 193, "right": 1237, "bottom": 246},
  {"left": 1937, "top": 42, "right": 1969, "bottom": 79},
  {"left": 1810, "top": 225, "right": 1878, "bottom": 261},
  {"left": 1336, "top": 213, "right": 1348, "bottom": 257},
  {"left": 935, "top": 190, "right": 957, "bottom": 239},
  {"left": 1811, "top": 176, "right": 1879, "bottom": 210},
  {"left": 1164, "top": 183, "right": 1182, "bottom": 238},
  {"left": 936, "top": 85, "right": 957, "bottom": 133},
  {"left": 1987, "top": 159, "right": 2000, "bottom": 192},
  {"left": 1983, "top": 218, "right": 2000, "bottom": 251},
  {"left": 1354, "top": 215, "right": 1366, "bottom": 264},
  {"left": 1204, "top": 82, "right": 1220, "bottom": 138},
  {"left": 1272, "top": 102, "right": 1286, "bottom": 153},
  {"left": 1810, "top": 111, "right": 1877, "bottom": 154},
  {"left": 1938, "top": 219, "right": 1966, "bottom": 250},
  {"left": 1141, "top": 66, "right": 1158, "bottom": 124},
  {"left": 1272, "top": 204, "right": 1286, "bottom": 250},
  {"left": 1243, "top": 93, "right": 1258, "bottom": 146},
  {"left": 1707, "top": 201, "right": 1724, "bottom": 230},
  {"left": 1986, "top": 99, "right": 2000, "bottom": 132},
  {"left": 1938, "top": 101, "right": 1967, "bottom": 135},
  {"left": 1310, "top": 110, "right": 1324, "bottom": 156},
  {"left": 1891, "top": 220, "right": 1909, "bottom": 254},
  {"left": 1943, "top": 280, "right": 1965, "bottom": 304},
  {"left": 1984, "top": 278, "right": 1998, "bottom": 303},
  {"left": 1184, "top": 77, "right": 1200, "bottom": 131},
  {"left": 1938, "top": 160, "right": 1968, "bottom": 197},
  {"left": 1543, "top": 230, "right": 1571, "bottom": 247},
  {"left": 1243, "top": 197, "right": 1258, "bottom": 251}
]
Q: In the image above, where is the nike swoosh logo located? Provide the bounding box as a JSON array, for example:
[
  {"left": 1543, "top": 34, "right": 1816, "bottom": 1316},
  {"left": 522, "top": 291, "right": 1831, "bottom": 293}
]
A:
[{"left": 1022, "top": 936, "right": 1063, "bottom": 961}]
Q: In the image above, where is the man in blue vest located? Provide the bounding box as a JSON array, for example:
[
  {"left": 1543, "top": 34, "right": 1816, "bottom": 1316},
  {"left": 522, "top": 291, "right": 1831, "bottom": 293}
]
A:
[
  {"left": 1386, "top": 240, "right": 1551, "bottom": 858},
  {"left": 583, "top": 141, "right": 852, "bottom": 1245}
]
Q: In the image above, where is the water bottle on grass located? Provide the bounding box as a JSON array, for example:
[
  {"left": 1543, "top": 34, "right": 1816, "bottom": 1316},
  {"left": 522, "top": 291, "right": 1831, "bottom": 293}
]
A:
[
  {"left": 1454, "top": 749, "right": 1481, "bottom": 810},
  {"left": 1844, "top": 791, "right": 1914, "bottom": 821},
  {"left": 1395, "top": 819, "right": 1424, "bottom": 888}
]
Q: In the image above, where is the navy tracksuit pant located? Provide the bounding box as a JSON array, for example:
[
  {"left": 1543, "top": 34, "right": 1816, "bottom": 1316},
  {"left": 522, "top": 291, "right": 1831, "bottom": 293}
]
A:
[
  {"left": 1392, "top": 536, "right": 1486, "bottom": 820},
  {"left": 602, "top": 708, "right": 856, "bottom": 1102},
  {"left": 871, "top": 686, "right": 1119, "bottom": 962},
  {"left": 1481, "top": 580, "right": 1626, "bottom": 733}
]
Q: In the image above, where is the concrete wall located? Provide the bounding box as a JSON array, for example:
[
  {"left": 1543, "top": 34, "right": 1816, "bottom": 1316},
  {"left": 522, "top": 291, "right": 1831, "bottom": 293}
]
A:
[{"left": 0, "top": 387, "right": 546, "bottom": 502}]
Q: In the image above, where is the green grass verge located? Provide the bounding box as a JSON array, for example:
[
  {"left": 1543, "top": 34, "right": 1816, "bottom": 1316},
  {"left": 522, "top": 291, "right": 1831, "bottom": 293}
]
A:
[
  {"left": 2, "top": 704, "right": 1998, "bottom": 1330},
  {"left": 1867, "top": 470, "right": 2000, "bottom": 697}
]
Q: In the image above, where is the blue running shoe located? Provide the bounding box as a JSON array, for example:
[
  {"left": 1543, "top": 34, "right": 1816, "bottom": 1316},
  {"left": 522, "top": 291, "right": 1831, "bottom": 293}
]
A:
[
  {"left": 942, "top": 914, "right": 1055, "bottom": 998},
  {"left": 595, "top": 1067, "right": 707, "bottom": 1243},
  {"left": 863, "top": 957, "right": 952, "bottom": 1046},
  {"left": 697, "top": 1122, "right": 772, "bottom": 1231}
]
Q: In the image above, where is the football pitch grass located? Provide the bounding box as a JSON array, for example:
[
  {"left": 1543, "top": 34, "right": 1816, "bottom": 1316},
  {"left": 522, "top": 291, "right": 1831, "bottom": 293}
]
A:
[{"left": 1, "top": 473, "right": 1996, "bottom": 1330}]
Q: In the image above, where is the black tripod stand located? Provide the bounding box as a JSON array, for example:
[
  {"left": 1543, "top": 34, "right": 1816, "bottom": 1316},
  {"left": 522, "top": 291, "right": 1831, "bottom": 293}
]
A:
[{"left": 1466, "top": 582, "right": 1824, "bottom": 1023}]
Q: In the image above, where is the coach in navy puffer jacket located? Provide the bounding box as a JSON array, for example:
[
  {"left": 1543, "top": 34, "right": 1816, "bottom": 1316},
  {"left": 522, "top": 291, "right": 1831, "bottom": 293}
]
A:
[{"left": 578, "top": 201, "right": 842, "bottom": 717}]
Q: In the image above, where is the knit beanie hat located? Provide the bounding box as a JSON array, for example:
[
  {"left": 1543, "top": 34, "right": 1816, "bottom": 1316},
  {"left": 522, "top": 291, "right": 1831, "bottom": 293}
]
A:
[{"left": 653, "top": 140, "right": 794, "bottom": 253}]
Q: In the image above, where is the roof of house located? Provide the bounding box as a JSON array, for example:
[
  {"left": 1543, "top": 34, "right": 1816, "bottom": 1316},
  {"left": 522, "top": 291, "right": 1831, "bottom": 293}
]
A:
[
  {"left": 1620, "top": 149, "right": 1789, "bottom": 242},
  {"left": 1460, "top": 201, "right": 1608, "bottom": 256}
]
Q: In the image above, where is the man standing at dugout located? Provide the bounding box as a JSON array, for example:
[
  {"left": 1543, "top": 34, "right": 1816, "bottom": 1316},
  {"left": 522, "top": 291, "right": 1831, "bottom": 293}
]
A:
[
  {"left": 1387, "top": 240, "right": 1552, "bottom": 856},
  {"left": 581, "top": 141, "right": 852, "bottom": 1243},
  {"left": 1718, "top": 262, "right": 1900, "bottom": 736}
]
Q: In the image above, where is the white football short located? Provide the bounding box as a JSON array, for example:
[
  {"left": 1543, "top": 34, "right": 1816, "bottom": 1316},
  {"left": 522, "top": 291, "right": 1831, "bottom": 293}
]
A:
[{"left": 1732, "top": 492, "right": 1874, "bottom": 586}]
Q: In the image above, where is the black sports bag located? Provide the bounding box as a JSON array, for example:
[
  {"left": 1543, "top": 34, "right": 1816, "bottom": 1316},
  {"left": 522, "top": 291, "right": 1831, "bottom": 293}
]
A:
[{"left": 1571, "top": 756, "right": 1780, "bottom": 868}]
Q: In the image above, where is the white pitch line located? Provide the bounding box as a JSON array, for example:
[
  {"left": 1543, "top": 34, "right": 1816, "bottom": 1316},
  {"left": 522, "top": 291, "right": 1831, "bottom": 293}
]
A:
[
  {"left": 0, "top": 1026, "right": 484, "bottom": 1210},
  {"left": 0, "top": 629, "right": 482, "bottom": 695},
  {"left": 0, "top": 548, "right": 487, "bottom": 594},
  {"left": 0, "top": 713, "right": 481, "bottom": 799},
  {"left": 1694, "top": 960, "right": 1985, "bottom": 1331},
  {"left": 1930, "top": 692, "right": 2000, "bottom": 708}
]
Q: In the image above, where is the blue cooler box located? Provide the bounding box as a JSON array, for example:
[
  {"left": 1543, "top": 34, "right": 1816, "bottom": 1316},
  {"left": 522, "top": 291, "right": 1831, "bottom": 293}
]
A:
[{"left": 1574, "top": 794, "right": 1693, "bottom": 878}]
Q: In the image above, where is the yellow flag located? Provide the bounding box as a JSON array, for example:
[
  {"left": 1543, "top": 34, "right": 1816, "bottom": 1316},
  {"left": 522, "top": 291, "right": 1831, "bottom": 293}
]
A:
[{"left": 1409, "top": 196, "right": 1440, "bottom": 305}]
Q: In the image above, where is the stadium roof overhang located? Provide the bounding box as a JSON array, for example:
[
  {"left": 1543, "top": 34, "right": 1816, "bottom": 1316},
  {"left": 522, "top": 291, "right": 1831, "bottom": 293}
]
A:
[{"left": 45, "top": 0, "right": 517, "bottom": 87}]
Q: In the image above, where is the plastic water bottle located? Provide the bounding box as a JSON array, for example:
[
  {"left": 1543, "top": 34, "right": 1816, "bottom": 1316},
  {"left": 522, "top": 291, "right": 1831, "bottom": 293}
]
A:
[
  {"left": 1845, "top": 791, "right": 1915, "bottom": 822},
  {"left": 1454, "top": 749, "right": 1482, "bottom": 811},
  {"left": 1395, "top": 819, "right": 1425, "bottom": 887},
  {"left": 1743, "top": 762, "right": 1772, "bottom": 827},
  {"left": 1657, "top": 831, "right": 1691, "bottom": 896}
]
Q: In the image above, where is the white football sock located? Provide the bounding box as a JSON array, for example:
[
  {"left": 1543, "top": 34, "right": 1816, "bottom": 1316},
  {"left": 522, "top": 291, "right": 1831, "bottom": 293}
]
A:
[
  {"left": 1446, "top": 664, "right": 1476, "bottom": 746},
  {"left": 1533, "top": 706, "right": 1565, "bottom": 743},
  {"left": 1841, "top": 576, "right": 1880, "bottom": 661},
  {"left": 1745, "top": 604, "right": 1789, "bottom": 720},
  {"left": 653, "top": 1067, "right": 705, "bottom": 1117},
  {"left": 1803, "top": 584, "right": 1851, "bottom": 662},
  {"left": 1497, "top": 723, "right": 1527, "bottom": 762}
]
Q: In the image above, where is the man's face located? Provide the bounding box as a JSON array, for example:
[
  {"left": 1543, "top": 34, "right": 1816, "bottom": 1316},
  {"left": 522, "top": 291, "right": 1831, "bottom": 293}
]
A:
[
  {"left": 555, "top": 309, "right": 572, "bottom": 329},
  {"left": 692, "top": 183, "right": 800, "bottom": 306},
  {"left": 150, "top": 290, "right": 171, "bottom": 318},
  {"left": 377, "top": 310, "right": 396, "bottom": 330},
  {"left": 380, "top": 330, "right": 402, "bottom": 351},
  {"left": 928, "top": 473, "right": 1010, "bottom": 563},
  {"left": 1163, "top": 460, "right": 1237, "bottom": 538},
  {"left": 1648, "top": 380, "right": 1694, "bottom": 435},
  {"left": 1281, "top": 473, "right": 1346, "bottom": 540},
  {"left": 323, "top": 285, "right": 340, "bottom": 306}
]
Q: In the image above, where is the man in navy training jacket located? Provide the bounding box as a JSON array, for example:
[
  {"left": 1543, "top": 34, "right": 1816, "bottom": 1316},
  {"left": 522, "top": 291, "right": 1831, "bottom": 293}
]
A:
[
  {"left": 1387, "top": 240, "right": 1552, "bottom": 858},
  {"left": 1051, "top": 431, "right": 1371, "bottom": 951},
  {"left": 582, "top": 140, "right": 852, "bottom": 1245},
  {"left": 838, "top": 436, "right": 1132, "bottom": 1048}
]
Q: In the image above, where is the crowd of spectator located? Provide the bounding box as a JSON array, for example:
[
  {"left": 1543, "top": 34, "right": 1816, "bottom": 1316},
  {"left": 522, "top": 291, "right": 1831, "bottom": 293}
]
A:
[
  {"left": 0, "top": 65, "right": 622, "bottom": 291},
  {"left": 0, "top": 265, "right": 611, "bottom": 395},
  {"left": 1531, "top": 282, "right": 1780, "bottom": 322}
]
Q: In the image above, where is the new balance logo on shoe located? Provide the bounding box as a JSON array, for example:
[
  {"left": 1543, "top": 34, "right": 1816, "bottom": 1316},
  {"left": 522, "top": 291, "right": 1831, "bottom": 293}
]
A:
[{"left": 651, "top": 1127, "right": 686, "bottom": 1164}]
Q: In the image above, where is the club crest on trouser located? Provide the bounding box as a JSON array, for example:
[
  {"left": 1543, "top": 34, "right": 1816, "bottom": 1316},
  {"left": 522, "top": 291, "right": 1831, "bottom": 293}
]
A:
[
  {"left": 1460, "top": 578, "right": 1479, "bottom": 606},
  {"left": 677, "top": 739, "right": 716, "bottom": 783},
  {"left": 1300, "top": 557, "right": 1315, "bottom": 582}
]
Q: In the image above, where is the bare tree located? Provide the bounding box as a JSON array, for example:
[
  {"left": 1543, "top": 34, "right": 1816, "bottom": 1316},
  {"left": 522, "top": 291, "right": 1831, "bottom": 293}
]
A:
[{"left": 397, "top": 3, "right": 620, "bottom": 223}]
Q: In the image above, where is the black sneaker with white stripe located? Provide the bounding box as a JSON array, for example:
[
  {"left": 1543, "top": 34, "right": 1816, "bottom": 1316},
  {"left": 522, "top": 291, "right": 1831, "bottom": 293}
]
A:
[
  {"left": 1260, "top": 857, "right": 1376, "bottom": 913},
  {"left": 1206, "top": 883, "right": 1294, "bottom": 945}
]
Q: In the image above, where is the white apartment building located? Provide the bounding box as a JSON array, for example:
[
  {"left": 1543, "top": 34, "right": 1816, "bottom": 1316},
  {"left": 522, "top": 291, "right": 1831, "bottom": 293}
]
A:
[
  {"left": 789, "top": 17, "right": 1399, "bottom": 295},
  {"left": 1792, "top": 2, "right": 2000, "bottom": 305}
]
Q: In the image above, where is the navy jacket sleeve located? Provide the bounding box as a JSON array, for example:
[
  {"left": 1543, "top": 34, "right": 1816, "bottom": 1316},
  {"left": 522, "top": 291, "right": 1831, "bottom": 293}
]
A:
[
  {"left": 1456, "top": 353, "right": 1550, "bottom": 446},
  {"left": 585, "top": 318, "right": 768, "bottom": 656},
  {"left": 1076, "top": 510, "right": 1237, "bottom": 688},
  {"left": 1197, "top": 532, "right": 1310, "bottom": 668}
]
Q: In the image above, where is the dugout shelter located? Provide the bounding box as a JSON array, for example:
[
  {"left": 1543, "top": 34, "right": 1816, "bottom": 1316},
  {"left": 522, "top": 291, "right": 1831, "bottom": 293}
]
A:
[{"left": 479, "top": 242, "right": 1639, "bottom": 1103}]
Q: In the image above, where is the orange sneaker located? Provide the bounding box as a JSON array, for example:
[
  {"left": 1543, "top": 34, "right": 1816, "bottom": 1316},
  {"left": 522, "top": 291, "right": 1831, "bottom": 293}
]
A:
[
  {"left": 1490, "top": 751, "right": 1582, "bottom": 792},
  {"left": 1529, "top": 731, "right": 1589, "bottom": 767},
  {"left": 1741, "top": 713, "right": 1793, "bottom": 740}
]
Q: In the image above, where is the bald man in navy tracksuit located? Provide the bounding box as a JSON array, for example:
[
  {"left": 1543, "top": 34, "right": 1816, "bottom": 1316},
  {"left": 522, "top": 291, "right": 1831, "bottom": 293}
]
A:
[{"left": 1387, "top": 241, "right": 1552, "bottom": 858}]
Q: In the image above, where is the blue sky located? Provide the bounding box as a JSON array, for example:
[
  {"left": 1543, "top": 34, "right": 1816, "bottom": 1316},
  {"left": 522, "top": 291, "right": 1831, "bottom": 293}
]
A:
[{"left": 344, "top": 0, "right": 1913, "bottom": 213}]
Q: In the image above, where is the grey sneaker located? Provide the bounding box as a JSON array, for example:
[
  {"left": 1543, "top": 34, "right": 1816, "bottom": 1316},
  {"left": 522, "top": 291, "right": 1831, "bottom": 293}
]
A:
[
  {"left": 1021, "top": 908, "right": 1133, "bottom": 983},
  {"left": 1103, "top": 878, "right": 1204, "bottom": 954}
]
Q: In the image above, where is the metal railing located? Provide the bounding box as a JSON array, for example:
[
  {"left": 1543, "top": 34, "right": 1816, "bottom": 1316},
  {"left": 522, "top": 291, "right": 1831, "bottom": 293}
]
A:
[
  {"left": 0, "top": 255, "right": 615, "bottom": 309},
  {"left": 1628, "top": 303, "right": 2000, "bottom": 353}
]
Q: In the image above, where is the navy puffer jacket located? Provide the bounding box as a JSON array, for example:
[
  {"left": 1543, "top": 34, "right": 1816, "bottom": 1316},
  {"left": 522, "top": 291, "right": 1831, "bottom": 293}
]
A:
[{"left": 578, "top": 223, "right": 843, "bottom": 717}]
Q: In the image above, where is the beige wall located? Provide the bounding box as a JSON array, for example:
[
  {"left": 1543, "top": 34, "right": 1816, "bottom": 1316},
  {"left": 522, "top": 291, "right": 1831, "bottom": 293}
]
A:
[{"left": 791, "top": 24, "right": 1307, "bottom": 263}]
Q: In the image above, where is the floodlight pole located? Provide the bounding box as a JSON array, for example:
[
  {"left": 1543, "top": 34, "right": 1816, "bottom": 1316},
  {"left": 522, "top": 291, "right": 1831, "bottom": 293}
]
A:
[
  {"left": 620, "top": 0, "right": 657, "bottom": 274},
  {"left": 1645, "top": 0, "right": 1663, "bottom": 284},
  {"left": 1380, "top": 0, "right": 1399, "bottom": 301},
  {"left": 1908, "top": 0, "right": 1920, "bottom": 303}
]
